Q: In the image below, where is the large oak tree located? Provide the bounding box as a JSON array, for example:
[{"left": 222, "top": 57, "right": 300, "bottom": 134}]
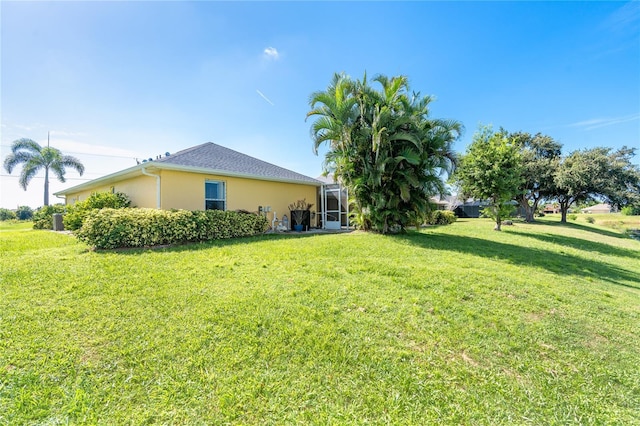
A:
[
  {"left": 554, "top": 146, "right": 640, "bottom": 222},
  {"left": 510, "top": 132, "right": 562, "bottom": 222}
]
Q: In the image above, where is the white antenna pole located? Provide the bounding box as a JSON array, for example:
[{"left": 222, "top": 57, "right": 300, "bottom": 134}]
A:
[{"left": 47, "top": 131, "right": 50, "bottom": 147}]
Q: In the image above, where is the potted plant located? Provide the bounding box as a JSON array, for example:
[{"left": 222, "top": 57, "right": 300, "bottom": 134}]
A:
[{"left": 288, "top": 198, "right": 314, "bottom": 231}]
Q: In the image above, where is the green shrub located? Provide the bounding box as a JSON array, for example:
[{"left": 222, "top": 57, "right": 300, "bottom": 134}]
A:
[
  {"left": 16, "top": 206, "right": 34, "bottom": 221},
  {"left": 64, "top": 191, "right": 131, "bottom": 231},
  {"left": 350, "top": 210, "right": 372, "bottom": 231},
  {"left": 427, "top": 210, "right": 457, "bottom": 225},
  {"left": 621, "top": 206, "right": 640, "bottom": 216},
  {"left": 32, "top": 205, "right": 66, "bottom": 229},
  {"left": 76, "top": 208, "right": 270, "bottom": 249},
  {"left": 0, "top": 208, "right": 17, "bottom": 221},
  {"left": 568, "top": 214, "right": 578, "bottom": 221},
  {"left": 585, "top": 216, "right": 595, "bottom": 224}
]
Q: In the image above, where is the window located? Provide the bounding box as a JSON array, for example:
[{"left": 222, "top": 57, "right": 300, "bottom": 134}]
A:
[{"left": 205, "top": 180, "right": 226, "bottom": 210}]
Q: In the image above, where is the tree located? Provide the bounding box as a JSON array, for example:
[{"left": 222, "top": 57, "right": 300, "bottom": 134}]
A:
[
  {"left": 455, "top": 126, "right": 523, "bottom": 231},
  {"left": 510, "top": 132, "right": 562, "bottom": 222},
  {"left": 3, "top": 138, "right": 85, "bottom": 206},
  {"left": 554, "top": 146, "right": 640, "bottom": 223},
  {"left": 307, "top": 72, "right": 462, "bottom": 233},
  {"left": 600, "top": 146, "right": 640, "bottom": 210},
  {"left": 16, "top": 205, "right": 34, "bottom": 221},
  {"left": 0, "top": 208, "right": 16, "bottom": 221},
  {"left": 553, "top": 147, "right": 608, "bottom": 223}
]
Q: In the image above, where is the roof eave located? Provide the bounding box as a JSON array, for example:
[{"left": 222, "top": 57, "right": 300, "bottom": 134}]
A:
[
  {"left": 54, "top": 164, "right": 146, "bottom": 196},
  {"left": 54, "top": 162, "right": 322, "bottom": 196},
  {"left": 157, "top": 163, "right": 323, "bottom": 186}
]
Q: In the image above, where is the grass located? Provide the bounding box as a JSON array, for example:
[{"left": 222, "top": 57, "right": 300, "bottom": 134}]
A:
[
  {"left": 546, "top": 212, "right": 640, "bottom": 235},
  {"left": 1, "top": 217, "right": 639, "bottom": 424}
]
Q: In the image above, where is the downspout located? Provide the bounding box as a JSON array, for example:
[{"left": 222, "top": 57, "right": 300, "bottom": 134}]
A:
[
  {"left": 141, "top": 167, "right": 161, "bottom": 209},
  {"left": 54, "top": 194, "right": 69, "bottom": 213},
  {"left": 320, "top": 184, "right": 326, "bottom": 230},
  {"left": 345, "top": 185, "right": 349, "bottom": 229}
]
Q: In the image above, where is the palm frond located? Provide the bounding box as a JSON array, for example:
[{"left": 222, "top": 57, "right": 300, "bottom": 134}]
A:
[
  {"left": 10, "top": 138, "right": 42, "bottom": 154},
  {"left": 18, "top": 160, "right": 42, "bottom": 190}
]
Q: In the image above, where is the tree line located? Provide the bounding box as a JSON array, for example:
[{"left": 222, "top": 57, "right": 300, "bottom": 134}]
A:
[
  {"left": 455, "top": 126, "right": 640, "bottom": 230},
  {"left": 307, "top": 72, "right": 640, "bottom": 233}
]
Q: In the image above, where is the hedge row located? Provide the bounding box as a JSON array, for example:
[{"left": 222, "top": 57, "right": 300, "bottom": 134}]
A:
[
  {"left": 76, "top": 208, "right": 269, "bottom": 249},
  {"left": 33, "top": 205, "right": 67, "bottom": 229},
  {"left": 64, "top": 191, "right": 131, "bottom": 230}
]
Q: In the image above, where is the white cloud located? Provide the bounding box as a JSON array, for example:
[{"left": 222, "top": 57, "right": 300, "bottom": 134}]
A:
[
  {"left": 604, "top": 1, "right": 640, "bottom": 33},
  {"left": 51, "top": 138, "right": 141, "bottom": 159},
  {"left": 263, "top": 46, "right": 279, "bottom": 60},
  {"left": 50, "top": 129, "right": 89, "bottom": 138},
  {"left": 568, "top": 113, "right": 640, "bottom": 131},
  {"left": 256, "top": 89, "right": 275, "bottom": 106}
]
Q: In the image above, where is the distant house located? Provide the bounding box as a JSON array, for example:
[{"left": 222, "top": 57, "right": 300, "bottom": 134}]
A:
[
  {"left": 454, "top": 200, "right": 489, "bottom": 218},
  {"left": 581, "top": 203, "right": 613, "bottom": 214},
  {"left": 453, "top": 199, "right": 527, "bottom": 218},
  {"left": 543, "top": 204, "right": 561, "bottom": 214},
  {"left": 429, "top": 197, "right": 450, "bottom": 211},
  {"left": 55, "top": 142, "right": 324, "bottom": 227}
]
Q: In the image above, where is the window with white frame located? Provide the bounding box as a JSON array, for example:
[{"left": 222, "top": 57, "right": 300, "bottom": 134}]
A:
[{"left": 205, "top": 180, "right": 226, "bottom": 210}]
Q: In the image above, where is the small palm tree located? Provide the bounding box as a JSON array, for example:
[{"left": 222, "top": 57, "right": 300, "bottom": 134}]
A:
[{"left": 3, "top": 138, "right": 85, "bottom": 206}]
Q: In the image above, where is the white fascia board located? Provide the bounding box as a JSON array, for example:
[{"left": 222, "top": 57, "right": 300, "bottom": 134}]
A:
[{"left": 53, "top": 164, "right": 146, "bottom": 195}]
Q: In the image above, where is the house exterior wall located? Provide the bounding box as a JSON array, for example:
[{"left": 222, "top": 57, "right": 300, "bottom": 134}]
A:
[
  {"left": 582, "top": 204, "right": 612, "bottom": 214},
  {"left": 64, "top": 175, "right": 156, "bottom": 208},
  {"left": 65, "top": 169, "right": 318, "bottom": 223},
  {"left": 159, "top": 170, "right": 317, "bottom": 217}
]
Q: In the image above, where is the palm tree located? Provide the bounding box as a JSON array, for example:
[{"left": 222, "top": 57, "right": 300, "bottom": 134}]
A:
[
  {"left": 3, "top": 138, "right": 85, "bottom": 206},
  {"left": 307, "top": 72, "right": 462, "bottom": 233}
]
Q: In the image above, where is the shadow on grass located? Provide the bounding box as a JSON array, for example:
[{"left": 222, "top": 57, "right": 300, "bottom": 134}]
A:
[
  {"left": 539, "top": 219, "right": 629, "bottom": 240},
  {"left": 393, "top": 232, "right": 640, "bottom": 291},
  {"left": 508, "top": 230, "right": 640, "bottom": 260}
]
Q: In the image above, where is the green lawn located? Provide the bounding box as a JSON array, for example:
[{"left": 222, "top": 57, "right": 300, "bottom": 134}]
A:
[{"left": 1, "top": 218, "right": 639, "bottom": 424}]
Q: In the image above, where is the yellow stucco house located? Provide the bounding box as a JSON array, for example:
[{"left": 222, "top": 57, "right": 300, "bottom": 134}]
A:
[{"left": 55, "top": 142, "right": 323, "bottom": 227}]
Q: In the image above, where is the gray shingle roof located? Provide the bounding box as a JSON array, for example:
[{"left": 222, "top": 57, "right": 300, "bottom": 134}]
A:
[{"left": 156, "top": 142, "right": 321, "bottom": 185}]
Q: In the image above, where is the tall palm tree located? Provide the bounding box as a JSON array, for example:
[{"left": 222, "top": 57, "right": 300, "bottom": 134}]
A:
[
  {"left": 3, "top": 138, "right": 85, "bottom": 206},
  {"left": 307, "top": 72, "right": 463, "bottom": 233}
]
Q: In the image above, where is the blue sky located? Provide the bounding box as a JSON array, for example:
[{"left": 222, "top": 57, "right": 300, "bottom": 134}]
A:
[{"left": 1, "top": 1, "right": 639, "bottom": 208}]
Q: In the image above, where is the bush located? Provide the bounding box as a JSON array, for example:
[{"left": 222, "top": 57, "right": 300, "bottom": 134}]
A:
[
  {"left": 568, "top": 214, "right": 578, "bottom": 221},
  {"left": 621, "top": 206, "right": 640, "bottom": 216},
  {"left": 585, "top": 216, "right": 595, "bottom": 224},
  {"left": 64, "top": 191, "right": 131, "bottom": 231},
  {"left": 16, "top": 206, "right": 33, "bottom": 221},
  {"left": 350, "top": 210, "right": 372, "bottom": 231},
  {"left": 427, "top": 210, "right": 457, "bottom": 226},
  {"left": 0, "top": 208, "right": 16, "bottom": 221},
  {"left": 32, "top": 205, "right": 66, "bottom": 229},
  {"left": 76, "top": 208, "right": 270, "bottom": 249}
]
